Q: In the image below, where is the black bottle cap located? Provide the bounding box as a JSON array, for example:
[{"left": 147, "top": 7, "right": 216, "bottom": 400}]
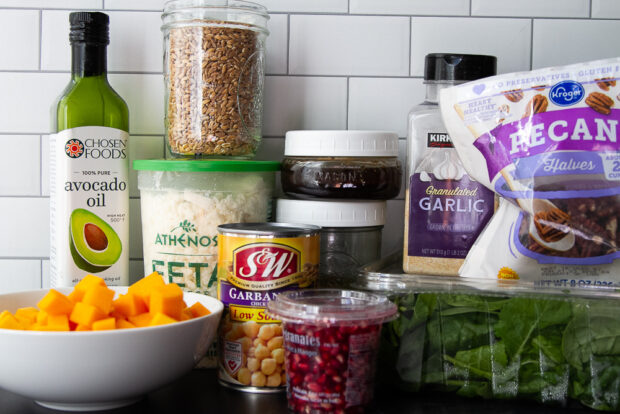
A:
[
  {"left": 69, "top": 12, "right": 109, "bottom": 45},
  {"left": 424, "top": 53, "right": 497, "bottom": 82}
]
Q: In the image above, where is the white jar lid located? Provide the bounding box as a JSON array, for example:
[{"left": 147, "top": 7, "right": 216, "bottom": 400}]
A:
[
  {"left": 284, "top": 130, "right": 399, "bottom": 157},
  {"left": 276, "top": 199, "right": 386, "bottom": 227}
]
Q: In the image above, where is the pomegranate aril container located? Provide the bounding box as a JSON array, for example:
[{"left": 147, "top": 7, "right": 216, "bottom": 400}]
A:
[{"left": 267, "top": 289, "right": 397, "bottom": 413}]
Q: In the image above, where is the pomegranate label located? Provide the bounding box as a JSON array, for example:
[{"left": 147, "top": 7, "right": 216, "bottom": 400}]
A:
[
  {"left": 217, "top": 229, "right": 319, "bottom": 390},
  {"left": 283, "top": 322, "right": 382, "bottom": 411}
]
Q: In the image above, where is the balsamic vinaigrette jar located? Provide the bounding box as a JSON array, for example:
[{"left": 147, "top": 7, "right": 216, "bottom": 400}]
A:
[{"left": 281, "top": 131, "right": 402, "bottom": 200}]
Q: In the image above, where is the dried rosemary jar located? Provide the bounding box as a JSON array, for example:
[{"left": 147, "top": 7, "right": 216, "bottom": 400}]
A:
[{"left": 161, "top": 0, "right": 269, "bottom": 158}]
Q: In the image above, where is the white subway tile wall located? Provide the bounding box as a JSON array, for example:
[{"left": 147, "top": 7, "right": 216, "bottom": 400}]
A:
[{"left": 0, "top": 0, "right": 617, "bottom": 292}]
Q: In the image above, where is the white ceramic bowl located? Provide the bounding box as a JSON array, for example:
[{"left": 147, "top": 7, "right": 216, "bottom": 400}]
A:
[{"left": 0, "top": 286, "right": 223, "bottom": 411}]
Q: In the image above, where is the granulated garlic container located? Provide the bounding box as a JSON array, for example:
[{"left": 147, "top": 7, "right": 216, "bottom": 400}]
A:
[
  {"left": 404, "top": 54, "right": 496, "bottom": 276},
  {"left": 216, "top": 223, "right": 320, "bottom": 393},
  {"left": 161, "top": 0, "right": 269, "bottom": 158}
]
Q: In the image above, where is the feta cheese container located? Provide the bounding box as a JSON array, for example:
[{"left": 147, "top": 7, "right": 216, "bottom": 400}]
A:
[{"left": 134, "top": 159, "right": 279, "bottom": 298}]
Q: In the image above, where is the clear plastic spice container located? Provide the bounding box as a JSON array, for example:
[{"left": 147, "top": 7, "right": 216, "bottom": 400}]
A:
[
  {"left": 267, "top": 289, "right": 397, "bottom": 413},
  {"left": 281, "top": 130, "right": 402, "bottom": 199},
  {"left": 161, "top": 0, "right": 269, "bottom": 158},
  {"left": 276, "top": 198, "right": 386, "bottom": 288},
  {"left": 405, "top": 54, "right": 496, "bottom": 276}
]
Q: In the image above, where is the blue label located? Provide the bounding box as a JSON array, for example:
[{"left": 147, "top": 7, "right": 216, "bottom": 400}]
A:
[{"left": 549, "top": 80, "right": 585, "bottom": 106}]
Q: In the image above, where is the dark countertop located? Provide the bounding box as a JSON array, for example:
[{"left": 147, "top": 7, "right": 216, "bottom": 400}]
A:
[{"left": 0, "top": 369, "right": 599, "bottom": 414}]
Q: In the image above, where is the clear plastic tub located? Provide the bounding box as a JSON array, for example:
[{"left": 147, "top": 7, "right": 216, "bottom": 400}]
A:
[
  {"left": 267, "top": 289, "right": 397, "bottom": 413},
  {"left": 134, "top": 159, "right": 279, "bottom": 298},
  {"left": 358, "top": 253, "right": 620, "bottom": 411}
]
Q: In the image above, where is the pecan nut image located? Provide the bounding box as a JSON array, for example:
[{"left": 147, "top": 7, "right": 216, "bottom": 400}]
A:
[
  {"left": 523, "top": 94, "right": 548, "bottom": 118},
  {"left": 595, "top": 77, "right": 617, "bottom": 91},
  {"left": 586, "top": 92, "right": 614, "bottom": 115},
  {"left": 503, "top": 89, "right": 524, "bottom": 102}
]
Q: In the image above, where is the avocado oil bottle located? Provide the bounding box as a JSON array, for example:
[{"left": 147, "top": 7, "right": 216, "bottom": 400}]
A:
[{"left": 50, "top": 12, "right": 129, "bottom": 287}]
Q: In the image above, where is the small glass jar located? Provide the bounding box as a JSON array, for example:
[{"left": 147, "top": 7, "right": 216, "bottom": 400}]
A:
[
  {"left": 281, "top": 130, "right": 402, "bottom": 200},
  {"left": 276, "top": 198, "right": 386, "bottom": 288},
  {"left": 161, "top": 0, "right": 269, "bottom": 159}
]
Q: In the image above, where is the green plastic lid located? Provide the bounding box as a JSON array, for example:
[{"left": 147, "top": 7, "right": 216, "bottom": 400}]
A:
[{"left": 133, "top": 159, "right": 280, "bottom": 172}]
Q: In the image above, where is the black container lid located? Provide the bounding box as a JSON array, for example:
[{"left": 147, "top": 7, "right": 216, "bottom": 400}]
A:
[
  {"left": 424, "top": 53, "right": 497, "bottom": 82},
  {"left": 69, "top": 12, "right": 109, "bottom": 45}
]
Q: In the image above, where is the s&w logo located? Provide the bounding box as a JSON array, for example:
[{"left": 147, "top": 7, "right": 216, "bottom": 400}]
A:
[{"left": 234, "top": 243, "right": 300, "bottom": 281}]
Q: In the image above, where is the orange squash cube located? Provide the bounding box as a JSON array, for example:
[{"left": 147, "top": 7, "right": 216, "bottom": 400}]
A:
[
  {"left": 75, "top": 324, "right": 91, "bottom": 331},
  {"left": 113, "top": 293, "right": 147, "bottom": 318},
  {"left": 149, "top": 312, "right": 178, "bottom": 326},
  {"left": 15, "top": 307, "right": 38, "bottom": 326},
  {"left": 187, "top": 302, "right": 211, "bottom": 318},
  {"left": 129, "top": 312, "right": 153, "bottom": 327},
  {"left": 69, "top": 302, "right": 105, "bottom": 327},
  {"left": 37, "top": 289, "right": 74, "bottom": 316},
  {"left": 180, "top": 308, "right": 193, "bottom": 321},
  {"left": 69, "top": 275, "right": 106, "bottom": 302},
  {"left": 36, "top": 310, "right": 49, "bottom": 325},
  {"left": 92, "top": 317, "right": 116, "bottom": 331},
  {"left": 116, "top": 318, "right": 136, "bottom": 329},
  {"left": 0, "top": 312, "right": 23, "bottom": 330},
  {"left": 47, "top": 314, "right": 70, "bottom": 331},
  {"left": 128, "top": 272, "right": 166, "bottom": 309},
  {"left": 82, "top": 285, "right": 115, "bottom": 314},
  {"left": 149, "top": 283, "right": 184, "bottom": 320}
]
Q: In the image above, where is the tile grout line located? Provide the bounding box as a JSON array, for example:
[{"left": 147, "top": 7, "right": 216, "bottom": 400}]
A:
[
  {"left": 408, "top": 16, "right": 412, "bottom": 77},
  {"left": 286, "top": 13, "right": 290, "bottom": 75},
  {"left": 38, "top": 9, "right": 42, "bottom": 71},
  {"left": 530, "top": 18, "right": 534, "bottom": 70},
  {"left": 39, "top": 134, "right": 43, "bottom": 196},
  {"left": 345, "top": 77, "right": 350, "bottom": 129}
]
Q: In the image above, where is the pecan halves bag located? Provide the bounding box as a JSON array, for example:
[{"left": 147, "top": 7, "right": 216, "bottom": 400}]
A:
[{"left": 440, "top": 57, "right": 620, "bottom": 287}]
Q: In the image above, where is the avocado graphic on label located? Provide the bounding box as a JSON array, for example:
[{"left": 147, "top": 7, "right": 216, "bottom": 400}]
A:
[{"left": 69, "top": 208, "right": 122, "bottom": 273}]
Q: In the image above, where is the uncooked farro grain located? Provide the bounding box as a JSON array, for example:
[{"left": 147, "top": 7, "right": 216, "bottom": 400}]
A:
[{"left": 166, "top": 23, "right": 264, "bottom": 157}]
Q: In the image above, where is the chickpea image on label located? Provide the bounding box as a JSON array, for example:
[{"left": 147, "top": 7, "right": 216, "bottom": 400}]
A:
[{"left": 222, "top": 319, "right": 286, "bottom": 387}]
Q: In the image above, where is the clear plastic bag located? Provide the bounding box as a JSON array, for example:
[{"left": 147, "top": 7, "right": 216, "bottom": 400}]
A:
[{"left": 440, "top": 57, "right": 620, "bottom": 285}]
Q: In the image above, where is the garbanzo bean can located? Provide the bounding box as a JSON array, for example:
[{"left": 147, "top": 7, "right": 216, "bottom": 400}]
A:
[{"left": 216, "top": 223, "right": 320, "bottom": 392}]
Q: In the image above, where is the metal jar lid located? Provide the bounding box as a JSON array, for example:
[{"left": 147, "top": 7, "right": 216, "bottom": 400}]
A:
[{"left": 218, "top": 222, "right": 321, "bottom": 238}]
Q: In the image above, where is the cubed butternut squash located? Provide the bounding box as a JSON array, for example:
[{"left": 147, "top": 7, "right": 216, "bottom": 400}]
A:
[
  {"left": 149, "top": 313, "right": 178, "bottom": 327},
  {"left": 47, "top": 314, "right": 70, "bottom": 331},
  {"left": 82, "top": 285, "right": 115, "bottom": 314},
  {"left": 0, "top": 312, "right": 23, "bottom": 330},
  {"left": 37, "top": 289, "right": 74, "bottom": 316},
  {"left": 128, "top": 272, "right": 166, "bottom": 309},
  {"left": 149, "top": 283, "right": 184, "bottom": 320},
  {"left": 128, "top": 312, "right": 153, "bottom": 328},
  {"left": 69, "top": 302, "right": 105, "bottom": 328},
  {"left": 15, "top": 307, "right": 38, "bottom": 326},
  {"left": 92, "top": 317, "right": 116, "bottom": 331},
  {"left": 115, "top": 318, "right": 136, "bottom": 330},
  {"left": 1, "top": 272, "right": 210, "bottom": 332},
  {"left": 69, "top": 275, "right": 106, "bottom": 302},
  {"left": 187, "top": 302, "right": 211, "bottom": 318},
  {"left": 112, "top": 293, "right": 147, "bottom": 318}
]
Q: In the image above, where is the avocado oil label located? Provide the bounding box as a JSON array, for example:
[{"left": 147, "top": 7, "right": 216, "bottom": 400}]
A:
[{"left": 50, "top": 126, "right": 129, "bottom": 287}]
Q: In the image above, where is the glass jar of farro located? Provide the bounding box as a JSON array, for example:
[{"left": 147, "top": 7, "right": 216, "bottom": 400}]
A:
[{"left": 161, "top": 1, "right": 269, "bottom": 159}]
